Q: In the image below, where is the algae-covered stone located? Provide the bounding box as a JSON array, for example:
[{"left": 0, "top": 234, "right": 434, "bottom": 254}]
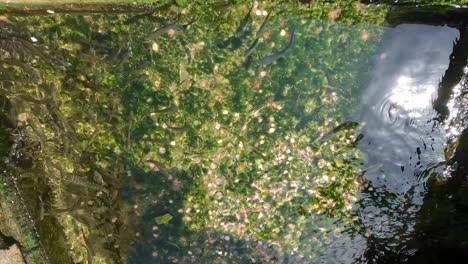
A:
[{"left": 154, "top": 214, "right": 173, "bottom": 225}]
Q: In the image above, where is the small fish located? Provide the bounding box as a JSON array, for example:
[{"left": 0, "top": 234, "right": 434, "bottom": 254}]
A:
[
  {"left": 102, "top": 107, "right": 124, "bottom": 118},
  {"left": 153, "top": 106, "right": 177, "bottom": 113},
  {"left": 293, "top": 90, "right": 303, "bottom": 113},
  {"left": 213, "top": 0, "right": 235, "bottom": 11},
  {"left": 149, "top": 20, "right": 196, "bottom": 39},
  {"left": 180, "top": 38, "right": 192, "bottom": 64},
  {"left": 322, "top": 67, "right": 335, "bottom": 86},
  {"left": 54, "top": 59, "right": 72, "bottom": 67},
  {"left": 317, "top": 121, "right": 359, "bottom": 144},
  {"left": 203, "top": 47, "right": 214, "bottom": 73},
  {"left": 107, "top": 42, "right": 125, "bottom": 62},
  {"left": 257, "top": 25, "right": 295, "bottom": 66},
  {"left": 117, "top": 52, "right": 129, "bottom": 67},
  {"left": 170, "top": 78, "right": 191, "bottom": 91},
  {"left": 38, "top": 195, "right": 45, "bottom": 221},
  {"left": 256, "top": 12, "right": 271, "bottom": 38},
  {"left": 245, "top": 12, "right": 271, "bottom": 55},
  {"left": 81, "top": 229, "right": 94, "bottom": 264},
  {"left": 295, "top": 107, "right": 321, "bottom": 131},
  {"left": 245, "top": 37, "right": 259, "bottom": 56},
  {"left": 168, "top": 126, "right": 189, "bottom": 132}
]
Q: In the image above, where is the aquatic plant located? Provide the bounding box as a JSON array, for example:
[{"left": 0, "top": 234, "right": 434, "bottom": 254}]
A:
[{"left": 0, "top": 1, "right": 391, "bottom": 263}]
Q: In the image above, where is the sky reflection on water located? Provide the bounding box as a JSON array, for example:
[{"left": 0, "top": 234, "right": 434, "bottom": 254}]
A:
[{"left": 349, "top": 24, "right": 461, "bottom": 263}]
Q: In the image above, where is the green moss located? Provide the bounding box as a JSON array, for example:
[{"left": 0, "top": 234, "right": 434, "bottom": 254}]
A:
[
  {"left": 0, "top": 174, "right": 45, "bottom": 263},
  {"left": 0, "top": 3, "right": 383, "bottom": 259}
]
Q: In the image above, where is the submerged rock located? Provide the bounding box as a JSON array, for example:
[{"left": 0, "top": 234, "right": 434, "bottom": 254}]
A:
[{"left": 0, "top": 244, "right": 26, "bottom": 264}]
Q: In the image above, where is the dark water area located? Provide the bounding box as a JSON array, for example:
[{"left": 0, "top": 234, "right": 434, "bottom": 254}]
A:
[{"left": 0, "top": 3, "right": 467, "bottom": 264}]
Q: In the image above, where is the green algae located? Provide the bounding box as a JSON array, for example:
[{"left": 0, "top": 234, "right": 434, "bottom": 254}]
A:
[
  {"left": 0, "top": 1, "right": 387, "bottom": 262},
  {"left": 0, "top": 0, "right": 465, "bottom": 263}
]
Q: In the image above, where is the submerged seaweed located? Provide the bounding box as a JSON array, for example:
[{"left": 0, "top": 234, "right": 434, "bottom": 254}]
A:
[{"left": 0, "top": 1, "right": 466, "bottom": 264}]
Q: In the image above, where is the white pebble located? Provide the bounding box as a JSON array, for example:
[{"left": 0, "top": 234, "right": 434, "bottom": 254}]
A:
[{"left": 152, "top": 43, "right": 159, "bottom": 52}]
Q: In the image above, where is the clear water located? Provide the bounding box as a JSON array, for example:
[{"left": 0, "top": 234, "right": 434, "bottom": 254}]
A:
[{"left": 0, "top": 5, "right": 467, "bottom": 264}]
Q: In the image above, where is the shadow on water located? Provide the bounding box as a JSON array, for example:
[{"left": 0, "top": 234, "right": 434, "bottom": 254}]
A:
[{"left": 0, "top": 2, "right": 466, "bottom": 264}]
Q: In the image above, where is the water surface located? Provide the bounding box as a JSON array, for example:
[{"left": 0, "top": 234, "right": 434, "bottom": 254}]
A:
[{"left": 0, "top": 3, "right": 467, "bottom": 264}]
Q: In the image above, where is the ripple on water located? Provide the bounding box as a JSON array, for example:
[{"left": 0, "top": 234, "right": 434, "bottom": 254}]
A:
[{"left": 347, "top": 25, "right": 460, "bottom": 260}]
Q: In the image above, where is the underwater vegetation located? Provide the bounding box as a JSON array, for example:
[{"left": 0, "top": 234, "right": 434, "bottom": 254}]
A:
[{"left": 0, "top": 0, "right": 466, "bottom": 263}]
